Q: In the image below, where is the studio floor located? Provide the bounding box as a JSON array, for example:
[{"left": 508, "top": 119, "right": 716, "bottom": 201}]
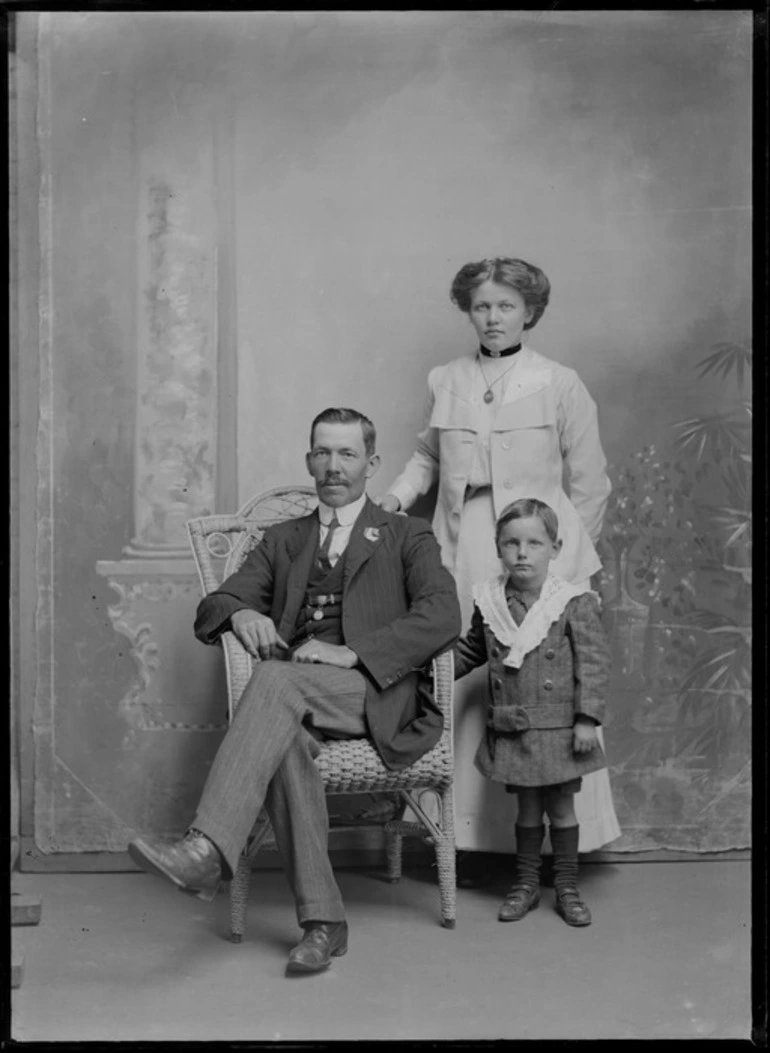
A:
[{"left": 11, "top": 858, "right": 750, "bottom": 1042}]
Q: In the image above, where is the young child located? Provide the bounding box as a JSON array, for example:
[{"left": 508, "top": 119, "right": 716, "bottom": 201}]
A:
[{"left": 454, "top": 497, "right": 611, "bottom": 927}]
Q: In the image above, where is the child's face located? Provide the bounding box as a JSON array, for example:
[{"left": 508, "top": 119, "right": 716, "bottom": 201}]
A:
[{"left": 497, "top": 515, "right": 562, "bottom": 589}]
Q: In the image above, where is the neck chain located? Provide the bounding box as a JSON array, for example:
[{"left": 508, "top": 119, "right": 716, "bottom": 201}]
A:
[{"left": 477, "top": 353, "right": 519, "bottom": 405}]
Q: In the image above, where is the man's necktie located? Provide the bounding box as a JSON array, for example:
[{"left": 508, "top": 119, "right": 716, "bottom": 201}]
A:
[{"left": 317, "top": 513, "right": 340, "bottom": 571}]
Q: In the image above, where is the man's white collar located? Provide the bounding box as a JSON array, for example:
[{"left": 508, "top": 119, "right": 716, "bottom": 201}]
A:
[
  {"left": 472, "top": 572, "right": 593, "bottom": 668},
  {"left": 318, "top": 492, "right": 367, "bottom": 526}
]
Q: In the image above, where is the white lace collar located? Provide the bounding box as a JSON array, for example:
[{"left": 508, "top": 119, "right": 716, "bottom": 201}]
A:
[{"left": 472, "top": 573, "right": 593, "bottom": 669}]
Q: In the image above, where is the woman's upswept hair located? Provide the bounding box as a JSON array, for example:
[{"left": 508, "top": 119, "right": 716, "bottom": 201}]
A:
[
  {"left": 495, "top": 497, "right": 559, "bottom": 545},
  {"left": 309, "top": 407, "right": 377, "bottom": 456},
  {"left": 450, "top": 257, "right": 551, "bottom": 330}
]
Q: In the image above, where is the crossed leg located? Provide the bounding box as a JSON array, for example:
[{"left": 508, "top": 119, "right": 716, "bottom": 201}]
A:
[{"left": 192, "top": 659, "right": 369, "bottom": 919}]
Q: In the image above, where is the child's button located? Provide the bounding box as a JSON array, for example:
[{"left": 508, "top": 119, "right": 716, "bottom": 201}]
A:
[
  {"left": 543, "top": 680, "right": 554, "bottom": 691},
  {"left": 545, "top": 649, "right": 555, "bottom": 659}
]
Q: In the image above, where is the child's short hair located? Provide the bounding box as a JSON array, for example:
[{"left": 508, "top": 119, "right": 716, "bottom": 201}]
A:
[{"left": 495, "top": 498, "right": 559, "bottom": 545}]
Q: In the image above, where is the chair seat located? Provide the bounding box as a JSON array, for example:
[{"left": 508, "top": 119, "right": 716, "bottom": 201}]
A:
[{"left": 314, "top": 738, "right": 453, "bottom": 794}]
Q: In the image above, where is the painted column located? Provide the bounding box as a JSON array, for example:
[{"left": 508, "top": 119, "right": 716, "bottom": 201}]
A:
[
  {"left": 94, "top": 83, "right": 227, "bottom": 743},
  {"left": 123, "top": 152, "right": 218, "bottom": 559}
]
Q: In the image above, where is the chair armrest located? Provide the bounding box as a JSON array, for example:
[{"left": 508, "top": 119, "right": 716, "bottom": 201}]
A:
[
  {"left": 431, "top": 649, "right": 454, "bottom": 738},
  {"left": 220, "top": 630, "right": 255, "bottom": 719}
]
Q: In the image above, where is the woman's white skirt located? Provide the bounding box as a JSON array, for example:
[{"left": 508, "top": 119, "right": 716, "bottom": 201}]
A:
[{"left": 450, "top": 491, "right": 621, "bottom": 854}]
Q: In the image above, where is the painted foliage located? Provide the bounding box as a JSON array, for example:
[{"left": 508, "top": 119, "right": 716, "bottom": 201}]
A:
[{"left": 598, "top": 341, "right": 751, "bottom": 850}]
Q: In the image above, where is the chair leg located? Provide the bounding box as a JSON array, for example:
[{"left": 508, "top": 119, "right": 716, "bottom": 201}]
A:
[
  {"left": 228, "top": 812, "right": 274, "bottom": 943},
  {"left": 229, "top": 855, "right": 251, "bottom": 943},
  {"left": 435, "top": 788, "right": 457, "bottom": 929},
  {"left": 384, "top": 796, "right": 409, "bottom": 883},
  {"left": 384, "top": 824, "right": 404, "bottom": 883}
]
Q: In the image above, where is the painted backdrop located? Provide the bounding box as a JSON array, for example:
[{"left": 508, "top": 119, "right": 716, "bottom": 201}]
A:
[{"left": 18, "top": 11, "right": 750, "bottom": 862}]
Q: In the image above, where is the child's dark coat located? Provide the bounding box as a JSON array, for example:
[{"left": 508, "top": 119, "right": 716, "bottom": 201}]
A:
[{"left": 454, "top": 591, "right": 610, "bottom": 787}]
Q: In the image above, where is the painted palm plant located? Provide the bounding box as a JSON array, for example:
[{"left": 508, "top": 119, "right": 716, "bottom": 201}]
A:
[
  {"left": 671, "top": 339, "right": 751, "bottom": 762},
  {"left": 597, "top": 340, "right": 751, "bottom": 846}
]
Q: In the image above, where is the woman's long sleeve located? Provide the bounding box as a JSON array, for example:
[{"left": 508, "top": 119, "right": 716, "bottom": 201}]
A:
[
  {"left": 385, "top": 380, "right": 440, "bottom": 511},
  {"left": 556, "top": 370, "right": 611, "bottom": 544}
]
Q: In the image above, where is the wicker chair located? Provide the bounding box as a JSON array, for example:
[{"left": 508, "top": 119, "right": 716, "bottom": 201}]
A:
[{"left": 186, "top": 486, "right": 457, "bottom": 940}]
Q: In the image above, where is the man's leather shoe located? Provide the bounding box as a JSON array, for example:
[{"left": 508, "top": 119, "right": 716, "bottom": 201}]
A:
[
  {"left": 498, "top": 883, "right": 541, "bottom": 922},
  {"left": 128, "top": 830, "right": 223, "bottom": 902},
  {"left": 554, "top": 887, "right": 592, "bottom": 927},
  {"left": 286, "top": 921, "right": 348, "bottom": 975}
]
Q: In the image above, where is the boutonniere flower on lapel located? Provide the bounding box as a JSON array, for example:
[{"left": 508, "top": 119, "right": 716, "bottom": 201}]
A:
[{"left": 363, "top": 527, "right": 381, "bottom": 543}]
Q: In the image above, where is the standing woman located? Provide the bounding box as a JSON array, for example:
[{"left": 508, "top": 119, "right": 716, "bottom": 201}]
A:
[{"left": 379, "top": 257, "right": 620, "bottom": 866}]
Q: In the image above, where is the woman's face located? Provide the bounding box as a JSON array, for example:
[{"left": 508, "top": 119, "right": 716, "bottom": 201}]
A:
[{"left": 468, "top": 280, "right": 533, "bottom": 352}]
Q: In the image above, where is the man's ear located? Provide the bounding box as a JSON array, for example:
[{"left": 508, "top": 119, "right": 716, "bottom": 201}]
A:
[
  {"left": 305, "top": 452, "right": 313, "bottom": 477},
  {"left": 366, "top": 453, "right": 381, "bottom": 479}
]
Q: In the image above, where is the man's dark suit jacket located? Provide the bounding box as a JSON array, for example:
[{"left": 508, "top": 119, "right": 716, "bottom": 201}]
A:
[{"left": 194, "top": 497, "right": 462, "bottom": 771}]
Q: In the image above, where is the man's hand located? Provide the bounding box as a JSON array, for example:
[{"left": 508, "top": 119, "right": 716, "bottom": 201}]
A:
[
  {"left": 572, "top": 716, "right": 598, "bottom": 755},
  {"left": 291, "top": 640, "right": 359, "bottom": 669},
  {"left": 230, "top": 609, "right": 289, "bottom": 661}
]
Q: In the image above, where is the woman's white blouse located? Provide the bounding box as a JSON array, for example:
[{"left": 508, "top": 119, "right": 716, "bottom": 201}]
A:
[{"left": 387, "top": 346, "right": 611, "bottom": 552}]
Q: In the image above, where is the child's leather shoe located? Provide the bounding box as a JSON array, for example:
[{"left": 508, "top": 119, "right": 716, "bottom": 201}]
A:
[
  {"left": 498, "top": 883, "right": 540, "bottom": 922},
  {"left": 554, "top": 886, "right": 592, "bottom": 926}
]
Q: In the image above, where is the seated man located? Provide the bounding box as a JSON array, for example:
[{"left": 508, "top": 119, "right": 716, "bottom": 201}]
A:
[{"left": 128, "top": 407, "right": 462, "bottom": 976}]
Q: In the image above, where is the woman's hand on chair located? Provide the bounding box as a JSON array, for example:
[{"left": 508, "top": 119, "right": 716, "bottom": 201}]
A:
[
  {"left": 375, "top": 494, "right": 402, "bottom": 514},
  {"left": 231, "top": 609, "right": 289, "bottom": 660}
]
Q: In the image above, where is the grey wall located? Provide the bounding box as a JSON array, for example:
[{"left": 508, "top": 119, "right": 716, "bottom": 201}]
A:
[{"left": 228, "top": 11, "right": 750, "bottom": 497}]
